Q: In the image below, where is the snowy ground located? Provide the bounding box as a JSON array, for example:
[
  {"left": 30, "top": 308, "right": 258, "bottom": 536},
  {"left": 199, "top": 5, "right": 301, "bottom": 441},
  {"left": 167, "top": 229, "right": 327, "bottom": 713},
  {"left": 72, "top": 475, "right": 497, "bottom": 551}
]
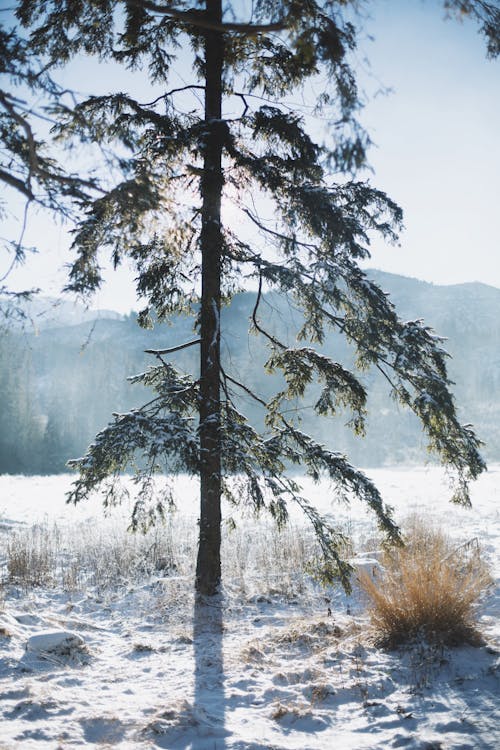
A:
[{"left": 0, "top": 468, "right": 499, "bottom": 749}]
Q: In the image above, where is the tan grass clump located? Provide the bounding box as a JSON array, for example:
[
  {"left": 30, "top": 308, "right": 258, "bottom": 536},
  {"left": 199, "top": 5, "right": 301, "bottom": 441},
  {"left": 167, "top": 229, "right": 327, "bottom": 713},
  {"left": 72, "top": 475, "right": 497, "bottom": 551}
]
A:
[{"left": 359, "top": 517, "right": 491, "bottom": 646}]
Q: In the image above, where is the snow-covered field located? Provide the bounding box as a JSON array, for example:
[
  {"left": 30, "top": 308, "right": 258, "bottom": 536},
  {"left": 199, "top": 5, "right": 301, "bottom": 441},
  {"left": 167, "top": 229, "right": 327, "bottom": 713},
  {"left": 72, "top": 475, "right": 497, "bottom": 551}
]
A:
[{"left": 0, "top": 468, "right": 498, "bottom": 749}]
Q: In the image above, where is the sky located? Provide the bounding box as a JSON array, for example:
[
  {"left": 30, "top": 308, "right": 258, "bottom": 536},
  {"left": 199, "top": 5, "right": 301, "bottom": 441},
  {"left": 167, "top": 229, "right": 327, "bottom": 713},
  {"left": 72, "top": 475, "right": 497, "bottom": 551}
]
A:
[
  {"left": 356, "top": 0, "right": 499, "bottom": 287},
  {"left": 2, "top": 0, "right": 499, "bottom": 313}
]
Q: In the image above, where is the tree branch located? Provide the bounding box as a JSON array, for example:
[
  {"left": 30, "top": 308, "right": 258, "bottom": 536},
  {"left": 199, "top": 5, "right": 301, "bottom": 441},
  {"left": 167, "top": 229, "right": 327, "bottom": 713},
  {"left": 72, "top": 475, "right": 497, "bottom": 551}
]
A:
[
  {"left": 251, "top": 270, "right": 287, "bottom": 350},
  {"left": 0, "top": 91, "right": 102, "bottom": 195},
  {"left": 242, "top": 207, "right": 316, "bottom": 251},
  {"left": 0, "top": 90, "right": 38, "bottom": 193},
  {"left": 220, "top": 365, "right": 268, "bottom": 407},
  {"left": 140, "top": 2, "right": 288, "bottom": 33},
  {"left": 233, "top": 91, "right": 249, "bottom": 119},
  {"left": 140, "top": 84, "right": 205, "bottom": 108},
  {"left": 145, "top": 338, "right": 201, "bottom": 355},
  {"left": 0, "top": 167, "right": 34, "bottom": 200}
]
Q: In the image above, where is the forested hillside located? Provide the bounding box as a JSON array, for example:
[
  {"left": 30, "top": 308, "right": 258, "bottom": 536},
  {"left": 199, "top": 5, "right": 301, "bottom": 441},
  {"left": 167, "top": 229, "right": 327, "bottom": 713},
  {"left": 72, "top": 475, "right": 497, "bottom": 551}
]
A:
[{"left": 1, "top": 271, "right": 499, "bottom": 473}]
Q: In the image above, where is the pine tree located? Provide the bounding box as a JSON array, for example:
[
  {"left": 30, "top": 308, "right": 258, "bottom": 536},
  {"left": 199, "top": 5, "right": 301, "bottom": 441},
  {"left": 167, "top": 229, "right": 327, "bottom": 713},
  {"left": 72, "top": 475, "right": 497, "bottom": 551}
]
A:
[{"left": 14, "top": 0, "right": 498, "bottom": 595}]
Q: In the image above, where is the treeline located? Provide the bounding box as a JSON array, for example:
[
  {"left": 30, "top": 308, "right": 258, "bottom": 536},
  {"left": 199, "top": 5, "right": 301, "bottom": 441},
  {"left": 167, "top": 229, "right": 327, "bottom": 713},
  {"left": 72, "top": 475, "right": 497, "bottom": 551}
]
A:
[{"left": 1, "top": 272, "right": 500, "bottom": 474}]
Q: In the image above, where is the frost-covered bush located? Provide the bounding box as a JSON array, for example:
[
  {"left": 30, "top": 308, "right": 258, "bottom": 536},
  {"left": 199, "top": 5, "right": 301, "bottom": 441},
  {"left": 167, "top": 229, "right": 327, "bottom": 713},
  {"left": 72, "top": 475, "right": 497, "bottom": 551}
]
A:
[{"left": 358, "top": 517, "right": 491, "bottom": 646}]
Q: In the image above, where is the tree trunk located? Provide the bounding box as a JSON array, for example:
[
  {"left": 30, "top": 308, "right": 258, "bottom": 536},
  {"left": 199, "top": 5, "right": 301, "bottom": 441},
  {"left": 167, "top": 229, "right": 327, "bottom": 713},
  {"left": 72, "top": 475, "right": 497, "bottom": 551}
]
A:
[{"left": 195, "top": 0, "right": 224, "bottom": 595}]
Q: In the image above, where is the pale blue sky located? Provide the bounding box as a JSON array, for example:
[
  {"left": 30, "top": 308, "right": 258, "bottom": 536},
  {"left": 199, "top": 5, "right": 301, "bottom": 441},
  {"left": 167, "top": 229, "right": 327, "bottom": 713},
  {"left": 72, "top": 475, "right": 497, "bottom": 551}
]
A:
[
  {"left": 3, "top": 0, "right": 499, "bottom": 312},
  {"left": 357, "top": 0, "right": 499, "bottom": 287}
]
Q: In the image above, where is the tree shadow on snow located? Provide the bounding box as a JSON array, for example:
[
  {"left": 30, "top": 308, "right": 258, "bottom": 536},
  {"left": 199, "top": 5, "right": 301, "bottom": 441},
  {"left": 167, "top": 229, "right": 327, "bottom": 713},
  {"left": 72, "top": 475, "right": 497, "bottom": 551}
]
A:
[
  {"left": 147, "top": 593, "right": 228, "bottom": 750},
  {"left": 190, "top": 592, "right": 228, "bottom": 749}
]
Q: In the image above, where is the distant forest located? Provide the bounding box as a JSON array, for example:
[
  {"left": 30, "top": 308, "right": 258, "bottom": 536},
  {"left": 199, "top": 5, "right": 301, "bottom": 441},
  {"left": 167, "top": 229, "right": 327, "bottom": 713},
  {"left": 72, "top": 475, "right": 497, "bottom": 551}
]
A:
[{"left": 1, "top": 270, "right": 500, "bottom": 474}]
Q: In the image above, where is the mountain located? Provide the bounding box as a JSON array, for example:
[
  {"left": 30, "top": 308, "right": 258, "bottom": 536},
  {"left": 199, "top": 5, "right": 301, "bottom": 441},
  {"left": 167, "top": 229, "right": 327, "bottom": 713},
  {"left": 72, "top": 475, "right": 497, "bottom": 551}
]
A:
[
  {"left": 0, "top": 271, "right": 499, "bottom": 474},
  {"left": 0, "top": 295, "right": 121, "bottom": 331}
]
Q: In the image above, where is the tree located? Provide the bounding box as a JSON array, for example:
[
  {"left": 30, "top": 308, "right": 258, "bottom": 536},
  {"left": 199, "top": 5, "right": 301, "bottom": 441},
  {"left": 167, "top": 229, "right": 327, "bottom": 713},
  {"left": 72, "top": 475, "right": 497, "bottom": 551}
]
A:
[{"left": 14, "top": 0, "right": 498, "bottom": 595}]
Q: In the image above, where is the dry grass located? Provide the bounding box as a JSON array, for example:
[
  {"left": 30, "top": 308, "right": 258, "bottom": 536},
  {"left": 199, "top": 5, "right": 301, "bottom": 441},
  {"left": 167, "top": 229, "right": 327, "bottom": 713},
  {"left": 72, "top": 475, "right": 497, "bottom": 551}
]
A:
[
  {"left": 0, "top": 514, "right": 345, "bottom": 599},
  {"left": 358, "top": 517, "right": 492, "bottom": 646},
  {"left": 1, "top": 518, "right": 194, "bottom": 592},
  {"left": 6, "top": 524, "right": 59, "bottom": 587}
]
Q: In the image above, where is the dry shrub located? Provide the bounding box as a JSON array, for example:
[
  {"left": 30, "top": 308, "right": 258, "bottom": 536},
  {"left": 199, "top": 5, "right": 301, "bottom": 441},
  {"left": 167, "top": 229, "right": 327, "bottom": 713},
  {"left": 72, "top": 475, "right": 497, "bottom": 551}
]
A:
[{"left": 359, "top": 517, "right": 491, "bottom": 646}]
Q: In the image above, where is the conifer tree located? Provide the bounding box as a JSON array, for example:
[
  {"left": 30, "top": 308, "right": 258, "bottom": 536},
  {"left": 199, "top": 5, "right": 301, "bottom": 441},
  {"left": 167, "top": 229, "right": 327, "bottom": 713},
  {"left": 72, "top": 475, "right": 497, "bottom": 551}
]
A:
[{"left": 14, "top": 0, "right": 498, "bottom": 595}]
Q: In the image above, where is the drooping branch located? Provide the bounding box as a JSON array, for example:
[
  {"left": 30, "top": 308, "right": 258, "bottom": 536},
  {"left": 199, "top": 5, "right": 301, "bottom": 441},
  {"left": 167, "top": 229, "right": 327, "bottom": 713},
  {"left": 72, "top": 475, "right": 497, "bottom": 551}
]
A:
[
  {"left": 0, "top": 90, "right": 102, "bottom": 198},
  {"left": 242, "top": 207, "right": 316, "bottom": 252},
  {"left": 251, "top": 271, "right": 287, "bottom": 350},
  {"left": 220, "top": 365, "right": 268, "bottom": 408}
]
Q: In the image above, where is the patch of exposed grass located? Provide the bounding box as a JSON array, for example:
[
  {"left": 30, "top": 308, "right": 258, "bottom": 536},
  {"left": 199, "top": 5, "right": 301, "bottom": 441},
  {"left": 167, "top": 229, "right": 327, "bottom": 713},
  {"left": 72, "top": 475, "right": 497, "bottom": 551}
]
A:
[{"left": 358, "top": 517, "right": 492, "bottom": 647}]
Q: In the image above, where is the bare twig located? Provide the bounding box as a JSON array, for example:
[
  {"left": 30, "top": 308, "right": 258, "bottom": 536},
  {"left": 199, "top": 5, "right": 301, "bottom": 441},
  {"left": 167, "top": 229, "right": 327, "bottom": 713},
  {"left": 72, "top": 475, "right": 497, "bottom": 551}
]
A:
[
  {"left": 233, "top": 92, "right": 249, "bottom": 119},
  {"left": 145, "top": 338, "right": 201, "bottom": 355},
  {"left": 220, "top": 365, "right": 268, "bottom": 407},
  {"left": 80, "top": 319, "right": 98, "bottom": 353},
  {"left": 242, "top": 207, "right": 316, "bottom": 251},
  {"left": 140, "top": 85, "right": 205, "bottom": 108},
  {"left": 251, "top": 271, "right": 286, "bottom": 349}
]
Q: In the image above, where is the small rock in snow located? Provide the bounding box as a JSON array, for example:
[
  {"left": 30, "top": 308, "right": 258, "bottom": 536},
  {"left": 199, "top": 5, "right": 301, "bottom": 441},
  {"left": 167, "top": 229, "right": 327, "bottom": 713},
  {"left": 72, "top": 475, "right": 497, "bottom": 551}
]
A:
[{"left": 26, "top": 630, "right": 86, "bottom": 656}]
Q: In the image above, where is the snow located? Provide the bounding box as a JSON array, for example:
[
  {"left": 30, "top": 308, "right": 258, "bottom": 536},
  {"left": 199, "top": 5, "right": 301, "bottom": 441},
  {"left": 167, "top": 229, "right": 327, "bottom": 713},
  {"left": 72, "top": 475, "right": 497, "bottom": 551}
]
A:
[{"left": 0, "top": 468, "right": 499, "bottom": 749}]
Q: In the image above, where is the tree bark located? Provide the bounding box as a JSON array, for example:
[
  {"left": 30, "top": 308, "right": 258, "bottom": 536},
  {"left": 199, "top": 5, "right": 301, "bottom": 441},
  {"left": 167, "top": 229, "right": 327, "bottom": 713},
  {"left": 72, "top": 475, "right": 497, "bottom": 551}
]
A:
[{"left": 195, "top": 0, "right": 224, "bottom": 595}]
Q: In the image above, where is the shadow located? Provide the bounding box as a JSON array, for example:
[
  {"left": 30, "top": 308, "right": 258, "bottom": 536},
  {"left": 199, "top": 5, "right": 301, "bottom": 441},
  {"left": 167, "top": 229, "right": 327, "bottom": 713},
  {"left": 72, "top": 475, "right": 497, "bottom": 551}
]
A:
[
  {"left": 191, "top": 591, "right": 227, "bottom": 749},
  {"left": 147, "top": 590, "right": 228, "bottom": 750}
]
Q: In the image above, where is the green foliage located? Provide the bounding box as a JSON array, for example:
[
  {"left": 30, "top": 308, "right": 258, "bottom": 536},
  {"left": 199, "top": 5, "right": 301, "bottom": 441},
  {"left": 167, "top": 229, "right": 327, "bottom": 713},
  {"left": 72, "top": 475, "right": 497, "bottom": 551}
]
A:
[
  {"left": 443, "top": 0, "right": 500, "bottom": 58},
  {"left": 9, "top": 0, "right": 496, "bottom": 587},
  {"left": 0, "top": 18, "right": 102, "bottom": 309},
  {"left": 0, "top": 23, "right": 100, "bottom": 208},
  {"left": 265, "top": 347, "right": 367, "bottom": 429}
]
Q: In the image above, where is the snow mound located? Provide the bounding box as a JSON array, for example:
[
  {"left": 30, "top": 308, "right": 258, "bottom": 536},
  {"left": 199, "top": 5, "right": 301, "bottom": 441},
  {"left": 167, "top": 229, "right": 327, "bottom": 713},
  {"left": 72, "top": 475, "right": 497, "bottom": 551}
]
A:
[
  {"left": 26, "top": 630, "right": 86, "bottom": 657},
  {"left": 350, "top": 553, "right": 383, "bottom": 578},
  {"left": 0, "top": 612, "right": 22, "bottom": 639}
]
